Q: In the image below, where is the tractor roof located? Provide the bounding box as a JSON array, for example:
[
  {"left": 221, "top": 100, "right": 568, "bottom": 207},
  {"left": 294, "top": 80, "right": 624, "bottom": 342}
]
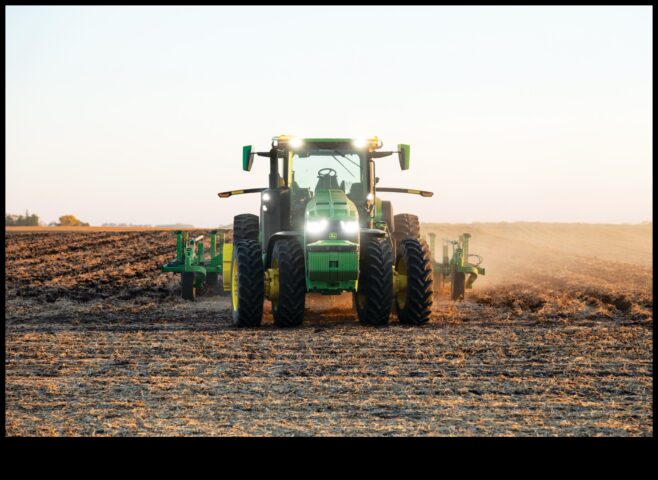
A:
[{"left": 274, "top": 135, "right": 383, "bottom": 150}]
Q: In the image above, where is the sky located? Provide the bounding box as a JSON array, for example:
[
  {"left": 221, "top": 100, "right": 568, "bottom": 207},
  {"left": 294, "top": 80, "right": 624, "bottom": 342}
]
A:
[{"left": 5, "top": 6, "right": 653, "bottom": 226}]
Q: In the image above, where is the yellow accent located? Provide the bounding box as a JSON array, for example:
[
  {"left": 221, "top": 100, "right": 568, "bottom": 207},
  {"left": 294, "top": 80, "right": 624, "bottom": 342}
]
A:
[
  {"left": 393, "top": 264, "right": 408, "bottom": 310},
  {"left": 222, "top": 243, "right": 233, "bottom": 291},
  {"left": 231, "top": 256, "right": 239, "bottom": 310},
  {"left": 265, "top": 265, "right": 280, "bottom": 305},
  {"left": 409, "top": 189, "right": 420, "bottom": 195},
  {"left": 233, "top": 190, "right": 244, "bottom": 195}
]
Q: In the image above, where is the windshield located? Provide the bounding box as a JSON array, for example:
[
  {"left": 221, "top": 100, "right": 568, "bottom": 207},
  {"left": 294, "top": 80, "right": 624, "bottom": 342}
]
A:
[{"left": 291, "top": 150, "right": 364, "bottom": 196}]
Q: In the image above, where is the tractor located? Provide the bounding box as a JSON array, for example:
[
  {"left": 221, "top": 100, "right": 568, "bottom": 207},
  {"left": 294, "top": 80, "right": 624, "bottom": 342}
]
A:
[{"left": 161, "top": 135, "right": 484, "bottom": 327}]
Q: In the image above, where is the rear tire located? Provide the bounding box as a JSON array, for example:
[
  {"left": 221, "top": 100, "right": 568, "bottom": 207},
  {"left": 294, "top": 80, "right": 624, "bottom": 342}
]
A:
[
  {"left": 393, "top": 213, "right": 420, "bottom": 239},
  {"left": 393, "top": 213, "right": 420, "bottom": 253},
  {"left": 233, "top": 214, "right": 259, "bottom": 242},
  {"left": 395, "top": 239, "right": 433, "bottom": 325},
  {"left": 271, "top": 240, "right": 306, "bottom": 327},
  {"left": 354, "top": 238, "right": 393, "bottom": 326},
  {"left": 181, "top": 272, "right": 196, "bottom": 301},
  {"left": 230, "top": 240, "right": 264, "bottom": 327}
]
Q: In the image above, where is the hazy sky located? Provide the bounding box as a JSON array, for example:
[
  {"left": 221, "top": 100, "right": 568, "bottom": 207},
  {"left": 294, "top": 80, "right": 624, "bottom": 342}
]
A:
[{"left": 5, "top": 6, "right": 652, "bottom": 226}]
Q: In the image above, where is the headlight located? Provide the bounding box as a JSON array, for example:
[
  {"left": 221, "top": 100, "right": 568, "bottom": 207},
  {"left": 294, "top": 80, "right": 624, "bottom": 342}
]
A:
[
  {"left": 340, "top": 220, "right": 359, "bottom": 233},
  {"left": 366, "top": 193, "right": 374, "bottom": 201},
  {"left": 306, "top": 218, "right": 328, "bottom": 234},
  {"left": 262, "top": 192, "right": 271, "bottom": 202},
  {"left": 352, "top": 137, "right": 368, "bottom": 149},
  {"left": 289, "top": 137, "right": 304, "bottom": 149}
]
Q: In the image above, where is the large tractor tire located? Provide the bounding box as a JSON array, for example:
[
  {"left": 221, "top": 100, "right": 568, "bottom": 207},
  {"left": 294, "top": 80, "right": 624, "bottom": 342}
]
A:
[
  {"left": 395, "top": 239, "right": 433, "bottom": 325},
  {"left": 393, "top": 213, "right": 420, "bottom": 240},
  {"left": 392, "top": 213, "right": 420, "bottom": 253},
  {"left": 354, "top": 237, "right": 394, "bottom": 326},
  {"left": 271, "top": 239, "right": 306, "bottom": 327},
  {"left": 233, "top": 214, "right": 259, "bottom": 242},
  {"left": 181, "top": 272, "right": 196, "bottom": 301},
  {"left": 230, "top": 240, "right": 264, "bottom": 327},
  {"left": 451, "top": 269, "right": 466, "bottom": 301}
]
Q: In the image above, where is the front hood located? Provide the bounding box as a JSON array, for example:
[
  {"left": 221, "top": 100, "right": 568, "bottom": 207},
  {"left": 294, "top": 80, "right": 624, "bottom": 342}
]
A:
[{"left": 305, "top": 189, "right": 358, "bottom": 221}]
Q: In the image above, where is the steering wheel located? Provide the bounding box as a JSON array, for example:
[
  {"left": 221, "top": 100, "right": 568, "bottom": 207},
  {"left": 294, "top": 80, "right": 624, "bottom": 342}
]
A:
[{"left": 317, "top": 168, "right": 337, "bottom": 178}]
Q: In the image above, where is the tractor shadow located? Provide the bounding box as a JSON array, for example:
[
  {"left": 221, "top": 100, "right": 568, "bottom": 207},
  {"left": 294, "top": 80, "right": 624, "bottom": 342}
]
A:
[{"left": 259, "top": 293, "right": 360, "bottom": 329}]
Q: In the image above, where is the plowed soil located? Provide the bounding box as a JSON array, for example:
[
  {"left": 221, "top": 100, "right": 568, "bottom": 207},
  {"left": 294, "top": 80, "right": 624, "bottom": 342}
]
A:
[{"left": 5, "top": 223, "right": 652, "bottom": 436}]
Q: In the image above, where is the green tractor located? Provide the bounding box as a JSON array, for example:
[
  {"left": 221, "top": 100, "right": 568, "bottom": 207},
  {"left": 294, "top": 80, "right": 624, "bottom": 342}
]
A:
[{"left": 161, "top": 135, "right": 485, "bottom": 327}]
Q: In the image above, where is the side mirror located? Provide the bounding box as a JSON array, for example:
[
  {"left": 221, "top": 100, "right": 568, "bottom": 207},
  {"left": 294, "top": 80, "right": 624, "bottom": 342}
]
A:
[
  {"left": 375, "top": 176, "right": 380, "bottom": 184},
  {"left": 398, "top": 144, "right": 410, "bottom": 170},
  {"left": 242, "top": 145, "right": 254, "bottom": 171}
]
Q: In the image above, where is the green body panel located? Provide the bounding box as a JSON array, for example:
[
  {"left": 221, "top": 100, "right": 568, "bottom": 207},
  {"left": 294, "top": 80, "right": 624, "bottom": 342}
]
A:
[
  {"left": 307, "top": 246, "right": 359, "bottom": 282},
  {"left": 305, "top": 189, "right": 359, "bottom": 221},
  {"left": 306, "top": 240, "right": 359, "bottom": 293},
  {"left": 304, "top": 189, "right": 360, "bottom": 292}
]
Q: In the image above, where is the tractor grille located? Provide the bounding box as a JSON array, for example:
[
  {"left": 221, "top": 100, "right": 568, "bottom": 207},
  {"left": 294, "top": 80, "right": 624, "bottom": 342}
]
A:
[{"left": 307, "top": 250, "right": 359, "bottom": 282}]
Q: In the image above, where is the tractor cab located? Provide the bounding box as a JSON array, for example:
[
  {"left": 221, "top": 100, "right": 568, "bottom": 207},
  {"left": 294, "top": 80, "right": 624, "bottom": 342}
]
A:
[{"left": 286, "top": 139, "right": 370, "bottom": 228}]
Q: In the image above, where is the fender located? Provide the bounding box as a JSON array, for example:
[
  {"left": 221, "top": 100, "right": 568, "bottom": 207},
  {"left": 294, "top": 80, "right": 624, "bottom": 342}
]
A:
[{"left": 265, "top": 231, "right": 303, "bottom": 267}]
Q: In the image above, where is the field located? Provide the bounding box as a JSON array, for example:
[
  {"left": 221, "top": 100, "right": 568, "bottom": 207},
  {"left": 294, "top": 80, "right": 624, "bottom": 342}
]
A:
[{"left": 5, "top": 223, "right": 653, "bottom": 436}]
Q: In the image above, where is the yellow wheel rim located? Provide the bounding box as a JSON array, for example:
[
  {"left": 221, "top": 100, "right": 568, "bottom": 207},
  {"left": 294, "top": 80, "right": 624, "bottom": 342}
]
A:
[
  {"left": 396, "top": 256, "right": 408, "bottom": 310},
  {"left": 231, "top": 258, "right": 239, "bottom": 311}
]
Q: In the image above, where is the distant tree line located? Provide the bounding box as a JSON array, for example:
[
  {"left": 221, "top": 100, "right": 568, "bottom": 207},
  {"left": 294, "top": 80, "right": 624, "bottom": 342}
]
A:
[
  {"left": 6, "top": 212, "right": 91, "bottom": 227},
  {"left": 5, "top": 210, "right": 40, "bottom": 226}
]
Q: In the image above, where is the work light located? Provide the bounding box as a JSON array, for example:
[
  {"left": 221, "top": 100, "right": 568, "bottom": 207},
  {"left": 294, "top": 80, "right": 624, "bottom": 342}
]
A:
[
  {"left": 340, "top": 220, "right": 359, "bottom": 233},
  {"left": 289, "top": 137, "right": 304, "bottom": 149},
  {"left": 306, "top": 218, "right": 329, "bottom": 234}
]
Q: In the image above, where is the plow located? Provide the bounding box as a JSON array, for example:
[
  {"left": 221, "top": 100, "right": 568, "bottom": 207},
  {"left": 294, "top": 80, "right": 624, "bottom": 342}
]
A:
[{"left": 161, "top": 135, "right": 485, "bottom": 326}]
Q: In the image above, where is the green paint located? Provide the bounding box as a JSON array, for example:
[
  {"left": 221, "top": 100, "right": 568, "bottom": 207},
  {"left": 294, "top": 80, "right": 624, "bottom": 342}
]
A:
[
  {"left": 398, "top": 144, "right": 410, "bottom": 170},
  {"left": 242, "top": 145, "right": 253, "bottom": 171}
]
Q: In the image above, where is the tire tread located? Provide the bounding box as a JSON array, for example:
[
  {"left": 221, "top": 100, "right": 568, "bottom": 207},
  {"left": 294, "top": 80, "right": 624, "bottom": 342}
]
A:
[
  {"left": 396, "top": 239, "right": 433, "bottom": 325},
  {"left": 355, "top": 238, "right": 393, "bottom": 326},
  {"left": 232, "top": 240, "right": 264, "bottom": 327},
  {"left": 272, "top": 240, "right": 306, "bottom": 327}
]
